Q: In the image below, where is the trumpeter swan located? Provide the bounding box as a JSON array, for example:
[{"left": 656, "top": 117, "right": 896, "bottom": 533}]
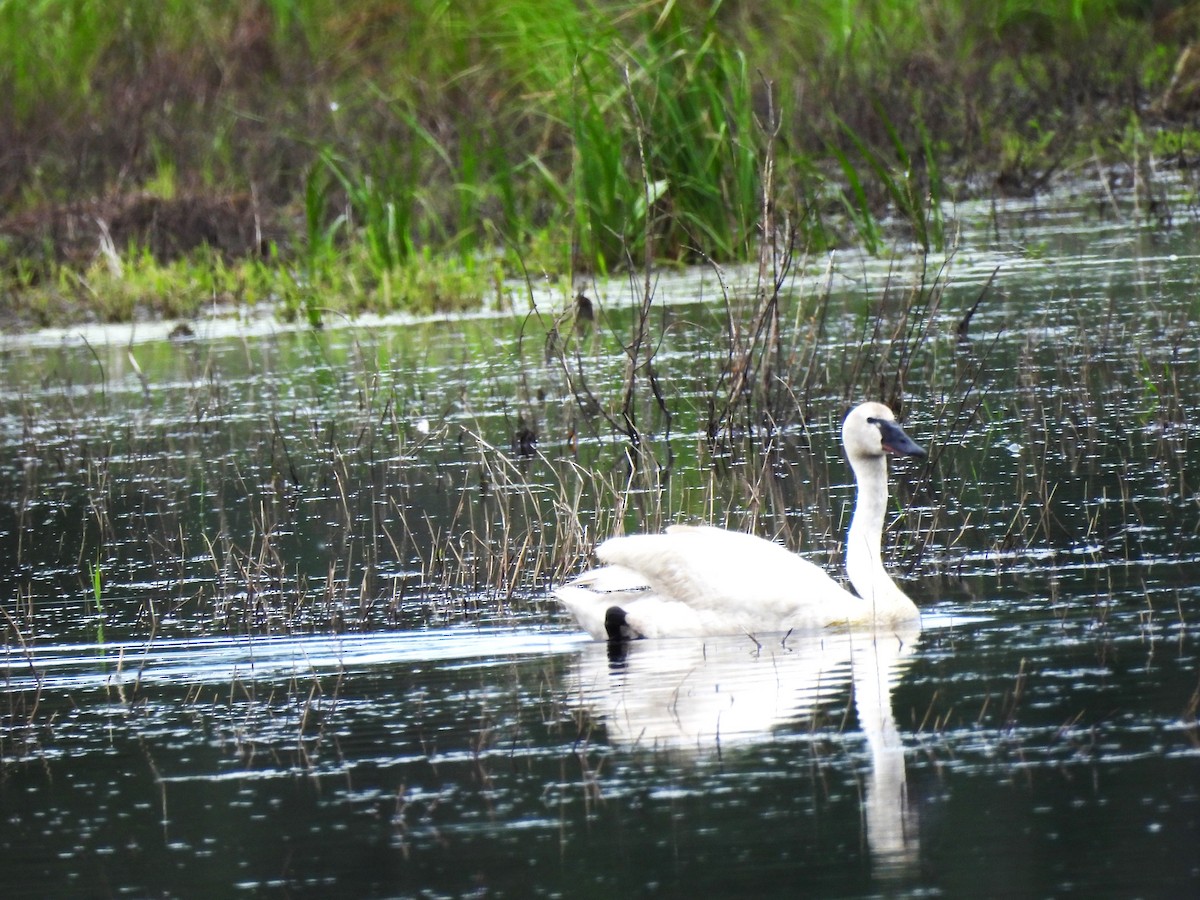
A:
[{"left": 554, "top": 401, "right": 926, "bottom": 639}]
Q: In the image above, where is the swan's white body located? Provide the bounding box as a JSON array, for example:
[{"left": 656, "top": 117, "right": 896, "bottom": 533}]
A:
[{"left": 555, "top": 402, "right": 925, "bottom": 639}]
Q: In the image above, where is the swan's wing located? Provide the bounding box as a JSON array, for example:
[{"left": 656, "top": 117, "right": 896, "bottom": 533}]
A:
[
  {"left": 554, "top": 565, "right": 707, "bottom": 639},
  {"left": 554, "top": 565, "right": 647, "bottom": 640},
  {"left": 596, "top": 527, "right": 848, "bottom": 629},
  {"left": 554, "top": 583, "right": 615, "bottom": 641},
  {"left": 570, "top": 564, "right": 649, "bottom": 592},
  {"left": 663, "top": 523, "right": 714, "bottom": 536}
]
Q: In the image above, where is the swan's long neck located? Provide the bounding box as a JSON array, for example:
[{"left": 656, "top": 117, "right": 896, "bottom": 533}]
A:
[{"left": 846, "top": 454, "right": 917, "bottom": 619}]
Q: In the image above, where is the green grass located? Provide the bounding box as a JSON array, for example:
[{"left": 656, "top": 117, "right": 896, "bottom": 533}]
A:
[
  {"left": 91, "top": 559, "right": 106, "bottom": 647},
  {"left": 0, "top": 0, "right": 1185, "bottom": 326}
]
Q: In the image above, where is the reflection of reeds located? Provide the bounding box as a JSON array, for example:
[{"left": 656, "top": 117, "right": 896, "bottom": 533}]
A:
[{"left": 0, "top": 599, "right": 45, "bottom": 745}]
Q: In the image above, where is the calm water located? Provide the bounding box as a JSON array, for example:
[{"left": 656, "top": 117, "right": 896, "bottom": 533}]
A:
[{"left": 2, "top": 187, "right": 1200, "bottom": 896}]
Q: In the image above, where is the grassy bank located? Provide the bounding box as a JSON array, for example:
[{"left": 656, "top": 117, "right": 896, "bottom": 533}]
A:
[{"left": 0, "top": 0, "right": 1192, "bottom": 328}]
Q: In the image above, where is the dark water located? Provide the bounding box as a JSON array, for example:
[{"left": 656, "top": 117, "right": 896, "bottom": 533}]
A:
[{"left": 3, "top": 189, "right": 1200, "bottom": 896}]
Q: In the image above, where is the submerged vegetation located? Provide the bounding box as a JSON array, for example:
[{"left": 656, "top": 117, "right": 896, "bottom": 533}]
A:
[{"left": 1, "top": 0, "right": 1197, "bottom": 326}]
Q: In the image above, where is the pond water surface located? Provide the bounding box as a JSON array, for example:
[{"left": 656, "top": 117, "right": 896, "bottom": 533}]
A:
[{"left": 3, "top": 189, "right": 1200, "bottom": 897}]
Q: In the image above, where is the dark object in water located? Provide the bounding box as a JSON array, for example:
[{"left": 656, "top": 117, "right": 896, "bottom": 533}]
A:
[
  {"left": 604, "top": 605, "right": 636, "bottom": 642},
  {"left": 513, "top": 419, "right": 538, "bottom": 456},
  {"left": 575, "top": 291, "right": 594, "bottom": 326}
]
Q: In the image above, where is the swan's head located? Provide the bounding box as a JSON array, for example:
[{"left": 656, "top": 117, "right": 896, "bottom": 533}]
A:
[{"left": 842, "top": 402, "right": 926, "bottom": 462}]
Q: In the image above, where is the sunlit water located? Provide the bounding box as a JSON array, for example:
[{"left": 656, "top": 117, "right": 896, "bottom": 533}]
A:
[{"left": 3, "top": 187, "right": 1200, "bottom": 896}]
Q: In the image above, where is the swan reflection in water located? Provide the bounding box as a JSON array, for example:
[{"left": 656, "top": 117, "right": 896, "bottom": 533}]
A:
[{"left": 567, "top": 622, "right": 920, "bottom": 878}]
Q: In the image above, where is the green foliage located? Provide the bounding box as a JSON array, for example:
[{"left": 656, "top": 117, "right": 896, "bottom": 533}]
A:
[
  {"left": 834, "top": 105, "right": 948, "bottom": 254},
  {"left": 635, "top": 9, "right": 761, "bottom": 260},
  {"left": 91, "top": 559, "right": 105, "bottom": 647},
  {"left": 0, "top": 0, "right": 1186, "bottom": 323},
  {"left": 562, "top": 52, "right": 650, "bottom": 270},
  {"left": 546, "top": 3, "right": 776, "bottom": 267}
]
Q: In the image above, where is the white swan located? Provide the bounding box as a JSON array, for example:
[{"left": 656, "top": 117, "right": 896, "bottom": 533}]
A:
[{"left": 554, "top": 401, "right": 926, "bottom": 639}]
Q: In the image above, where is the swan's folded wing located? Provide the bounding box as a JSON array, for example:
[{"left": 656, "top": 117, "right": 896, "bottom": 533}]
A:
[
  {"left": 596, "top": 527, "right": 848, "bottom": 629},
  {"left": 554, "top": 565, "right": 709, "bottom": 639},
  {"left": 569, "top": 564, "right": 650, "bottom": 592}
]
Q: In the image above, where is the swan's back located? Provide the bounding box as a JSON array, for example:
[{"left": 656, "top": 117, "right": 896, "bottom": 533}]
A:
[{"left": 595, "top": 525, "right": 848, "bottom": 632}]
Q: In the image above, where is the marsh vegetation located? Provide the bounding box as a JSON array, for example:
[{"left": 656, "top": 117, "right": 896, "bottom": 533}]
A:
[{"left": 3, "top": 0, "right": 1200, "bottom": 326}]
